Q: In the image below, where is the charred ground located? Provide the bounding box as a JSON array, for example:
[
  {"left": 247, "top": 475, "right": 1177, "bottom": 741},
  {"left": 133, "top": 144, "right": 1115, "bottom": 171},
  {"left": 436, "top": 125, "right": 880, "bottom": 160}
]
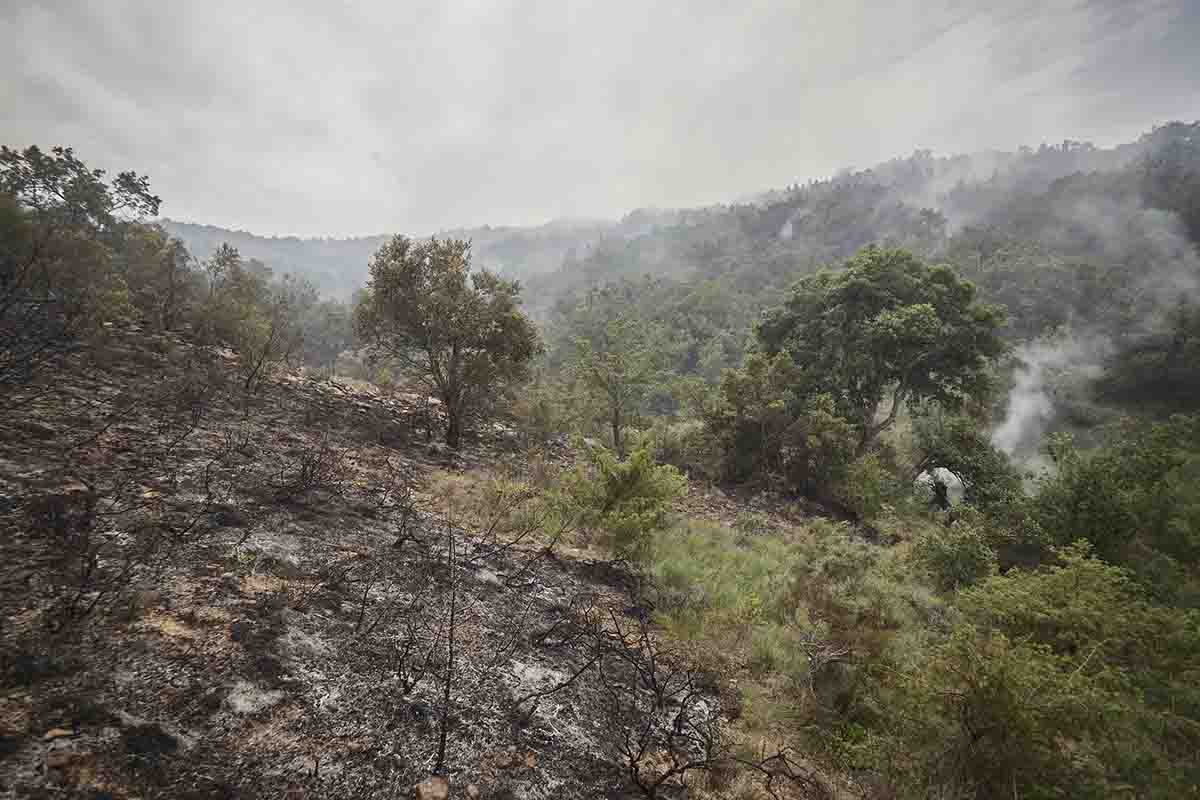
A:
[{"left": 0, "top": 324, "right": 824, "bottom": 800}]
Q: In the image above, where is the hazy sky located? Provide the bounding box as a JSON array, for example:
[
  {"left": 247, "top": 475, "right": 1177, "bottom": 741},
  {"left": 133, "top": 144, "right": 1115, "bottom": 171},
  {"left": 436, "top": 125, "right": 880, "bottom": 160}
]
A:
[{"left": 3, "top": 0, "right": 1198, "bottom": 237}]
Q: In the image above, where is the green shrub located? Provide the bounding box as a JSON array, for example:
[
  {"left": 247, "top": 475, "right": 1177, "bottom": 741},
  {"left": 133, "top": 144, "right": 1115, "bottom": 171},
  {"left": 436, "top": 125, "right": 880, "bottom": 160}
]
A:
[
  {"left": 509, "top": 378, "right": 565, "bottom": 445},
  {"left": 1033, "top": 416, "right": 1200, "bottom": 595},
  {"left": 868, "top": 542, "right": 1200, "bottom": 798},
  {"left": 373, "top": 366, "right": 395, "bottom": 392},
  {"left": 875, "top": 625, "right": 1121, "bottom": 799},
  {"left": 911, "top": 512, "right": 999, "bottom": 592},
  {"left": 647, "top": 418, "right": 720, "bottom": 479},
  {"left": 837, "top": 452, "right": 891, "bottom": 519},
  {"left": 747, "top": 622, "right": 808, "bottom": 681},
  {"left": 785, "top": 521, "right": 943, "bottom": 642},
  {"left": 559, "top": 441, "right": 686, "bottom": 560}
]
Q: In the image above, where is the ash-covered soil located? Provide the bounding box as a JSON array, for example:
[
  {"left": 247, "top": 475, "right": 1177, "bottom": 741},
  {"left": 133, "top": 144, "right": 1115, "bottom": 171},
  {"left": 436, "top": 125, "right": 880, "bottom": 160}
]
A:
[{"left": 0, "top": 327, "right": 728, "bottom": 799}]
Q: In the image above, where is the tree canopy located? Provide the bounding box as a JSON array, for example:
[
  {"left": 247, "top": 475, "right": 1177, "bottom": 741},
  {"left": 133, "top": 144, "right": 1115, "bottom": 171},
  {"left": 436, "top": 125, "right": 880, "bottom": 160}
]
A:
[
  {"left": 758, "top": 246, "right": 1006, "bottom": 452},
  {"left": 355, "top": 235, "right": 541, "bottom": 448},
  {"left": 0, "top": 145, "right": 161, "bottom": 394}
]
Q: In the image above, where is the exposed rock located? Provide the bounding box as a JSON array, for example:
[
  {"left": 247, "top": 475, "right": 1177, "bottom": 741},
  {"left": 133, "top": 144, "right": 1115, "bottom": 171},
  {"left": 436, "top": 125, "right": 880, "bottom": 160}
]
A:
[
  {"left": 414, "top": 775, "right": 449, "bottom": 800},
  {"left": 42, "top": 727, "right": 76, "bottom": 741},
  {"left": 45, "top": 748, "right": 95, "bottom": 770},
  {"left": 225, "top": 680, "right": 286, "bottom": 715}
]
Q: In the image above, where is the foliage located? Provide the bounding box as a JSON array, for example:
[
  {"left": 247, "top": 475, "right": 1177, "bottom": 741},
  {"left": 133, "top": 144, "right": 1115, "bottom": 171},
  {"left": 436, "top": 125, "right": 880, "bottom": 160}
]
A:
[
  {"left": 645, "top": 418, "right": 719, "bottom": 479},
  {"left": 758, "top": 246, "right": 1007, "bottom": 454},
  {"left": 704, "top": 352, "right": 798, "bottom": 481},
  {"left": 910, "top": 409, "right": 1018, "bottom": 502},
  {"left": 1033, "top": 415, "right": 1200, "bottom": 601},
  {"left": 650, "top": 518, "right": 797, "bottom": 633},
  {"left": 837, "top": 452, "right": 893, "bottom": 520},
  {"left": 1099, "top": 298, "right": 1200, "bottom": 413},
  {"left": 187, "top": 244, "right": 315, "bottom": 392},
  {"left": 910, "top": 511, "right": 999, "bottom": 591},
  {"left": 874, "top": 625, "right": 1122, "bottom": 799},
  {"left": 558, "top": 441, "right": 686, "bottom": 560},
  {"left": 868, "top": 542, "right": 1200, "bottom": 798},
  {"left": 783, "top": 522, "right": 940, "bottom": 642},
  {"left": 570, "top": 314, "right": 664, "bottom": 456},
  {"left": 235, "top": 273, "right": 316, "bottom": 393},
  {"left": 961, "top": 542, "right": 1200, "bottom": 717},
  {"left": 355, "top": 236, "right": 541, "bottom": 447},
  {"left": 299, "top": 298, "right": 354, "bottom": 372},
  {"left": 114, "top": 222, "right": 196, "bottom": 332},
  {"left": 0, "top": 145, "right": 160, "bottom": 394},
  {"left": 705, "top": 353, "right": 862, "bottom": 505},
  {"left": 545, "top": 277, "right": 750, "bottom": 385},
  {"left": 1137, "top": 120, "right": 1200, "bottom": 243},
  {"left": 504, "top": 378, "right": 556, "bottom": 445}
]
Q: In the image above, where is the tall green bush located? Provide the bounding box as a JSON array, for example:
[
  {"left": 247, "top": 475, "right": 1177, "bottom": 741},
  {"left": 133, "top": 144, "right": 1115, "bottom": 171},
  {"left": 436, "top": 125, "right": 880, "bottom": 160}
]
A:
[{"left": 559, "top": 441, "right": 686, "bottom": 560}]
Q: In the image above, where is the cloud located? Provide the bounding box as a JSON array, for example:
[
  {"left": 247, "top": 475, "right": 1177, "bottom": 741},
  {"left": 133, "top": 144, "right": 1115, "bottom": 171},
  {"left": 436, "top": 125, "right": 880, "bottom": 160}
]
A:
[{"left": 2, "top": 0, "right": 1198, "bottom": 236}]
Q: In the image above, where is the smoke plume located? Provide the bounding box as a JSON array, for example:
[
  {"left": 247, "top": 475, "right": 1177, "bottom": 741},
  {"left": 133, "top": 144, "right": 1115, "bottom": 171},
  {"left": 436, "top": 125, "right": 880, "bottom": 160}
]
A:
[{"left": 991, "top": 335, "right": 1110, "bottom": 459}]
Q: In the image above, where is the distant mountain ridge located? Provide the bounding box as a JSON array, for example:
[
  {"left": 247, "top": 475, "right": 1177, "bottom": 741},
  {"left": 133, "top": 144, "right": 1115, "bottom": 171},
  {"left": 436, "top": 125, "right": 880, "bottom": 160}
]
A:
[
  {"left": 162, "top": 122, "right": 1197, "bottom": 305},
  {"left": 159, "top": 216, "right": 636, "bottom": 298}
]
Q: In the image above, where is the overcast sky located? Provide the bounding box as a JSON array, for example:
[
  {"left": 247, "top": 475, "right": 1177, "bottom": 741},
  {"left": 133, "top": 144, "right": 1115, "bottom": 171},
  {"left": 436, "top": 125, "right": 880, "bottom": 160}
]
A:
[{"left": 3, "top": 0, "right": 1198, "bottom": 237}]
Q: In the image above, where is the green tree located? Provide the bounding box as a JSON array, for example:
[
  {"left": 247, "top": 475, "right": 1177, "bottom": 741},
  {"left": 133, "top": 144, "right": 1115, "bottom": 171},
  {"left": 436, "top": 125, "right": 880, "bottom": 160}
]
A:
[
  {"left": 1099, "top": 298, "right": 1200, "bottom": 413},
  {"left": 203, "top": 243, "right": 240, "bottom": 300},
  {"left": 758, "top": 246, "right": 1006, "bottom": 454},
  {"left": 235, "top": 273, "right": 315, "bottom": 394},
  {"left": 1033, "top": 416, "right": 1200, "bottom": 600},
  {"left": 571, "top": 315, "right": 663, "bottom": 456},
  {"left": 116, "top": 222, "right": 195, "bottom": 331},
  {"left": 355, "top": 236, "right": 541, "bottom": 448},
  {"left": 0, "top": 145, "right": 159, "bottom": 394},
  {"left": 186, "top": 242, "right": 313, "bottom": 393},
  {"left": 704, "top": 352, "right": 800, "bottom": 481},
  {"left": 300, "top": 298, "right": 354, "bottom": 373},
  {"left": 705, "top": 353, "right": 860, "bottom": 504},
  {"left": 910, "top": 509, "right": 999, "bottom": 591}
]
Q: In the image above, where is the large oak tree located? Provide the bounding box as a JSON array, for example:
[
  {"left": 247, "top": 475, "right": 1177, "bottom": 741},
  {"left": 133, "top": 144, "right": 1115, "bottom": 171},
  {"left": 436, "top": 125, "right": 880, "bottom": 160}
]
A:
[
  {"left": 757, "top": 245, "right": 1006, "bottom": 454},
  {"left": 355, "top": 236, "right": 540, "bottom": 448}
]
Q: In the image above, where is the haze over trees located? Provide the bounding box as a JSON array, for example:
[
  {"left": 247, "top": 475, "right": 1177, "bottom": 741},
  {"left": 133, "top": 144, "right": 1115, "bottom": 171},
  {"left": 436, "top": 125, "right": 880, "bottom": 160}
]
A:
[{"left": 3, "top": 121, "right": 1199, "bottom": 799}]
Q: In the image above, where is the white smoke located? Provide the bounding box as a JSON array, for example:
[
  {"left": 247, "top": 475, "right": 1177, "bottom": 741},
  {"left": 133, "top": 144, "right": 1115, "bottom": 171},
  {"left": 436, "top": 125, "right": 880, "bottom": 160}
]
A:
[
  {"left": 778, "top": 207, "right": 811, "bottom": 241},
  {"left": 991, "top": 335, "right": 1110, "bottom": 458},
  {"left": 990, "top": 168, "right": 1199, "bottom": 467}
]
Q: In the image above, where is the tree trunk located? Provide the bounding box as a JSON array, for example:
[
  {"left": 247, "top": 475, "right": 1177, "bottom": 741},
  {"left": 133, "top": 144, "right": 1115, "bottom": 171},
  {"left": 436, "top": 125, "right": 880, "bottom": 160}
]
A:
[
  {"left": 611, "top": 407, "right": 622, "bottom": 458},
  {"left": 856, "top": 387, "right": 907, "bottom": 457},
  {"left": 446, "top": 408, "right": 461, "bottom": 449}
]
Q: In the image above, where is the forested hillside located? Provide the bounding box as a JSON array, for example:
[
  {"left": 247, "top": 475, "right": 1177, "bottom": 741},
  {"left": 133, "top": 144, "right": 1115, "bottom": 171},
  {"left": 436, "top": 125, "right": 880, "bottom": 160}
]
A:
[
  {"left": 533, "top": 123, "right": 1200, "bottom": 453},
  {"left": 160, "top": 215, "right": 666, "bottom": 300},
  {"left": 4, "top": 121, "right": 1199, "bottom": 799}
]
